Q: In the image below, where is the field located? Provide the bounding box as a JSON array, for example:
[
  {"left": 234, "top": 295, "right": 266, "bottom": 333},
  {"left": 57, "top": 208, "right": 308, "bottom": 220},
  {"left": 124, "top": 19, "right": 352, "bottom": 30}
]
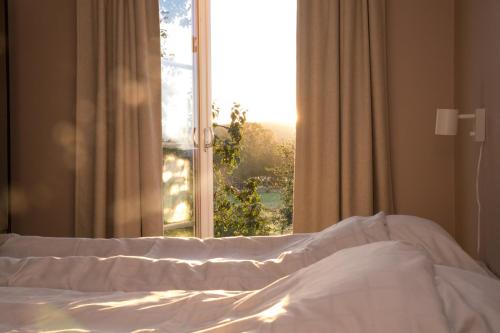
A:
[
  {"left": 259, "top": 190, "right": 292, "bottom": 235},
  {"left": 259, "top": 190, "right": 282, "bottom": 210}
]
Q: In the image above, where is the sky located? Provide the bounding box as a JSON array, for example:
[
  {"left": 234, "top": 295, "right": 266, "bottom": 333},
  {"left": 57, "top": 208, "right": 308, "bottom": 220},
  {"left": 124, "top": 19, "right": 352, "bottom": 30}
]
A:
[
  {"left": 211, "top": 0, "right": 297, "bottom": 126},
  {"left": 161, "top": 0, "right": 297, "bottom": 142}
]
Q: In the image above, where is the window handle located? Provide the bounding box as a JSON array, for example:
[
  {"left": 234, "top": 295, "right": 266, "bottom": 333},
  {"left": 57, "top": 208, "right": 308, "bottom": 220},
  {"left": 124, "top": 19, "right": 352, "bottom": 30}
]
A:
[
  {"left": 204, "top": 127, "right": 215, "bottom": 149},
  {"left": 193, "top": 127, "right": 199, "bottom": 147}
]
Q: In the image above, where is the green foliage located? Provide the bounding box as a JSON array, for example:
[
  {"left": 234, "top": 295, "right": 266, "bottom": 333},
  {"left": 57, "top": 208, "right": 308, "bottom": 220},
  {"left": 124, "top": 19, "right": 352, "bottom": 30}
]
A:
[
  {"left": 212, "top": 102, "right": 295, "bottom": 237},
  {"left": 214, "top": 177, "right": 270, "bottom": 237},
  {"left": 212, "top": 103, "right": 246, "bottom": 173},
  {"left": 269, "top": 142, "right": 295, "bottom": 233},
  {"left": 213, "top": 103, "right": 271, "bottom": 237}
]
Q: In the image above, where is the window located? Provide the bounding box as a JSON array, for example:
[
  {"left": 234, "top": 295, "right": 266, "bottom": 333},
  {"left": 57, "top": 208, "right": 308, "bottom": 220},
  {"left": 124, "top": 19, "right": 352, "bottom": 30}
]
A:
[
  {"left": 159, "top": 0, "right": 197, "bottom": 237},
  {"left": 160, "top": 0, "right": 296, "bottom": 237}
]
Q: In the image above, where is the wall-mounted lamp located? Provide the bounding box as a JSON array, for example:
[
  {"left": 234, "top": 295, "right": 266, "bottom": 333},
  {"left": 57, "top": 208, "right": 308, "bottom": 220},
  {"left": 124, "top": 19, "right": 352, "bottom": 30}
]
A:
[
  {"left": 436, "top": 108, "right": 486, "bottom": 255},
  {"left": 435, "top": 108, "right": 486, "bottom": 142}
]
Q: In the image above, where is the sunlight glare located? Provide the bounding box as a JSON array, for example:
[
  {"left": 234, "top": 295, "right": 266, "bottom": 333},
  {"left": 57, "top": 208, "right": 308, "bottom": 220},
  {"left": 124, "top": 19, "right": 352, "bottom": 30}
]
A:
[
  {"left": 258, "top": 295, "right": 290, "bottom": 323},
  {"left": 162, "top": 170, "right": 173, "bottom": 183},
  {"left": 171, "top": 201, "right": 189, "bottom": 222},
  {"left": 71, "top": 292, "right": 186, "bottom": 311},
  {"left": 211, "top": 0, "right": 297, "bottom": 126},
  {"left": 170, "top": 185, "right": 180, "bottom": 195}
]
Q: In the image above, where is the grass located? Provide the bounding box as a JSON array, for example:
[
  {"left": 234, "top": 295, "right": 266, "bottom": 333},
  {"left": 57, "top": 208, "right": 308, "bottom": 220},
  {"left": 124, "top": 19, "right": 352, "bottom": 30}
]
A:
[
  {"left": 259, "top": 190, "right": 292, "bottom": 235},
  {"left": 225, "top": 189, "right": 282, "bottom": 210},
  {"left": 259, "top": 190, "right": 282, "bottom": 210}
]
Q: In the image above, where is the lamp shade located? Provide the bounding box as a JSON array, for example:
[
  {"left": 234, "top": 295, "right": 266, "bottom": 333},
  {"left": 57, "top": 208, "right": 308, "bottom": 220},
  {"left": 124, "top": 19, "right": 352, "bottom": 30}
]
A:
[{"left": 435, "top": 109, "right": 458, "bottom": 135}]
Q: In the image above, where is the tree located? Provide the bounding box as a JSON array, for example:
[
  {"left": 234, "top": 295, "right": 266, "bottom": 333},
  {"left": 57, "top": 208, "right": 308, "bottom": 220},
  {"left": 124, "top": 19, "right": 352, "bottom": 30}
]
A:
[
  {"left": 159, "top": 0, "right": 192, "bottom": 57},
  {"left": 230, "top": 123, "right": 280, "bottom": 185},
  {"left": 159, "top": 0, "right": 192, "bottom": 26},
  {"left": 269, "top": 142, "right": 295, "bottom": 233},
  {"left": 213, "top": 103, "right": 272, "bottom": 237}
]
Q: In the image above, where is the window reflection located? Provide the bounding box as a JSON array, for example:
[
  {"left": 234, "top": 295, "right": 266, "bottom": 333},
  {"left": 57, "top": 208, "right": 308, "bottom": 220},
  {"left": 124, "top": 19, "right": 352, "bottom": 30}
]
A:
[{"left": 160, "top": 0, "right": 196, "bottom": 237}]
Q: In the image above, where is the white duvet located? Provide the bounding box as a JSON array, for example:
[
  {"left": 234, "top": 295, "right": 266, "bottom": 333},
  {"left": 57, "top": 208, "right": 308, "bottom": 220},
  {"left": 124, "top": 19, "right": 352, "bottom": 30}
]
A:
[{"left": 0, "top": 213, "right": 499, "bottom": 332}]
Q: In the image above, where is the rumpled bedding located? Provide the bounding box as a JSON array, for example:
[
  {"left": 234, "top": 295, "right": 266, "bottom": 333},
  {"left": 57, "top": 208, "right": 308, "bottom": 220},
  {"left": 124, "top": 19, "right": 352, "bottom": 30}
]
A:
[
  {"left": 0, "top": 213, "right": 389, "bottom": 291},
  {"left": 0, "top": 213, "right": 499, "bottom": 333}
]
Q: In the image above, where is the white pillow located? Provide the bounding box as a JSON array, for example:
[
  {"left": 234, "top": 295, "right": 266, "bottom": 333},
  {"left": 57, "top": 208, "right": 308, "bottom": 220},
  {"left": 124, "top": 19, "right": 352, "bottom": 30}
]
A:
[{"left": 386, "top": 215, "right": 488, "bottom": 276}]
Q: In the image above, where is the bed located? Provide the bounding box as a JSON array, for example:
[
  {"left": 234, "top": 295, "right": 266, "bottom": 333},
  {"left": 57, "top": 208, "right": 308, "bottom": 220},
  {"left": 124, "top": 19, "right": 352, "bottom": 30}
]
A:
[{"left": 0, "top": 213, "right": 499, "bottom": 332}]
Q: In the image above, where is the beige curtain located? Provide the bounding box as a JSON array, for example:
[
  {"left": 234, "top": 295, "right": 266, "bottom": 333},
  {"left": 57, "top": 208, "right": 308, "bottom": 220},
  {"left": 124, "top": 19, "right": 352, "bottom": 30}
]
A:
[
  {"left": 75, "top": 0, "right": 163, "bottom": 237},
  {"left": 293, "top": 0, "right": 393, "bottom": 233}
]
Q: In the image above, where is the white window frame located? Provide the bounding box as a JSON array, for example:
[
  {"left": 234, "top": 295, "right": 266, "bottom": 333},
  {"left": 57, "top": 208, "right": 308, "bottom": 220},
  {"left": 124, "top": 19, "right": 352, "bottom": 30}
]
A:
[{"left": 194, "top": 0, "right": 214, "bottom": 238}]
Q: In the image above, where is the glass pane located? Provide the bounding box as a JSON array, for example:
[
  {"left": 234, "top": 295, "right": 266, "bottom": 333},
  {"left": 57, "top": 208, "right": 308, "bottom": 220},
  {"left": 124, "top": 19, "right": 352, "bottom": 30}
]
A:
[
  {"left": 159, "top": 0, "right": 196, "bottom": 237},
  {"left": 211, "top": 0, "right": 297, "bottom": 237}
]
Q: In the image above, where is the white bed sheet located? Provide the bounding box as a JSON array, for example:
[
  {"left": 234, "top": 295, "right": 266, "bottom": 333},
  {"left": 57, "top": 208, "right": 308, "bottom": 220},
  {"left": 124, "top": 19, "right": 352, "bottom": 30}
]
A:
[
  {"left": 1, "top": 214, "right": 487, "bottom": 277},
  {"left": 436, "top": 265, "right": 500, "bottom": 333},
  {"left": 0, "top": 214, "right": 389, "bottom": 291},
  {"left": 0, "top": 213, "right": 388, "bottom": 259},
  {"left": 0, "top": 241, "right": 452, "bottom": 333},
  {"left": 1, "top": 213, "right": 499, "bottom": 332}
]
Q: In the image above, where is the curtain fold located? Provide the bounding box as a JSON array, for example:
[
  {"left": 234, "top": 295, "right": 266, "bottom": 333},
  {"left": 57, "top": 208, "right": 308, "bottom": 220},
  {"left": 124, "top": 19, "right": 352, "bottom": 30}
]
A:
[
  {"left": 75, "top": 0, "right": 163, "bottom": 237},
  {"left": 293, "top": 0, "right": 393, "bottom": 233}
]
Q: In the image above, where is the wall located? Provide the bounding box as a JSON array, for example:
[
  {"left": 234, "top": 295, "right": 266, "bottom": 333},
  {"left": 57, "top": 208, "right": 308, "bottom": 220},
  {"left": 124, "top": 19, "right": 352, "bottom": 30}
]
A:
[
  {"left": 387, "top": 0, "right": 456, "bottom": 234},
  {"left": 6, "top": 0, "right": 458, "bottom": 237},
  {"left": 455, "top": 0, "right": 500, "bottom": 269},
  {"left": 0, "top": 0, "right": 7, "bottom": 232},
  {"left": 8, "top": 0, "right": 76, "bottom": 236}
]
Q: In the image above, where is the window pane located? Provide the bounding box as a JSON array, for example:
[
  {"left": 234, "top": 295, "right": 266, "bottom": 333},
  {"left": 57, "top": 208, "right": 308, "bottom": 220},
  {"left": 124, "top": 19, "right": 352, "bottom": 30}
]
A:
[
  {"left": 160, "top": 0, "right": 196, "bottom": 237},
  {"left": 211, "top": 0, "right": 297, "bottom": 237}
]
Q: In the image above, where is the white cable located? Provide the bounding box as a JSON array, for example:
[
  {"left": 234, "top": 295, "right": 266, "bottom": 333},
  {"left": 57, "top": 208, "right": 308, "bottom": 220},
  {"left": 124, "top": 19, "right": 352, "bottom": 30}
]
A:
[{"left": 476, "top": 142, "right": 484, "bottom": 255}]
